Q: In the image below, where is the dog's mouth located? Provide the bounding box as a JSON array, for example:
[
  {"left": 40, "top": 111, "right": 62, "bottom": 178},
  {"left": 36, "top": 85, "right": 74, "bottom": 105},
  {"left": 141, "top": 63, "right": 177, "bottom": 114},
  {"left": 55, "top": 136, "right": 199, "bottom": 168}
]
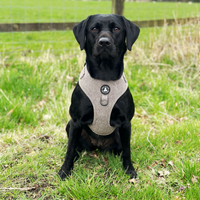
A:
[{"left": 92, "top": 44, "right": 117, "bottom": 59}]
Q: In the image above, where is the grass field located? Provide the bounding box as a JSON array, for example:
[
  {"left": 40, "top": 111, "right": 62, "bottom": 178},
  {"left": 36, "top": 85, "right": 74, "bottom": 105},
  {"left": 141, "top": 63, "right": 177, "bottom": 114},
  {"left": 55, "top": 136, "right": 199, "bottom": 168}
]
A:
[
  {"left": 1, "top": 22, "right": 200, "bottom": 199},
  {"left": 0, "top": 0, "right": 200, "bottom": 199}
]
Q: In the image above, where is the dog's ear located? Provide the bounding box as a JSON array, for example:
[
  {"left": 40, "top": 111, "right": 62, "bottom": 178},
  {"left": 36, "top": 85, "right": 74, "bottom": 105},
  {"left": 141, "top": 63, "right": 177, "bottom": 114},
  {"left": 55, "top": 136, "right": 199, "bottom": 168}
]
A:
[
  {"left": 122, "top": 16, "right": 140, "bottom": 51},
  {"left": 73, "top": 16, "right": 91, "bottom": 50}
]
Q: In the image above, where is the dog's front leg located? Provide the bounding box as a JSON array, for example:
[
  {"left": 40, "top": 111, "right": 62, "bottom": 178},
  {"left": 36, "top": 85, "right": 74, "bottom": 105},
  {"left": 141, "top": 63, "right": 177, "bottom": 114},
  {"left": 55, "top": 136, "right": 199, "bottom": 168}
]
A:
[
  {"left": 119, "top": 123, "right": 137, "bottom": 179},
  {"left": 58, "top": 120, "right": 82, "bottom": 180}
]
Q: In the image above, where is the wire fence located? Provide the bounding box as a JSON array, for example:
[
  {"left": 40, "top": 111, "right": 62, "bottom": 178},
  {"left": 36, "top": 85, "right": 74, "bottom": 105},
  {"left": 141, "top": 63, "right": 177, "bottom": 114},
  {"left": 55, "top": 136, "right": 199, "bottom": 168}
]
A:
[{"left": 0, "top": 0, "right": 200, "bottom": 59}]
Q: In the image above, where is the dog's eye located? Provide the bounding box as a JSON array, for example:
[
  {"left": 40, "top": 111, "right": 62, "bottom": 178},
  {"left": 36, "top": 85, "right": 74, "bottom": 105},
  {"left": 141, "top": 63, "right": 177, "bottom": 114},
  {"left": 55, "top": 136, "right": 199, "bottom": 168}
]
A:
[
  {"left": 92, "top": 27, "right": 98, "bottom": 32},
  {"left": 114, "top": 27, "right": 120, "bottom": 32}
]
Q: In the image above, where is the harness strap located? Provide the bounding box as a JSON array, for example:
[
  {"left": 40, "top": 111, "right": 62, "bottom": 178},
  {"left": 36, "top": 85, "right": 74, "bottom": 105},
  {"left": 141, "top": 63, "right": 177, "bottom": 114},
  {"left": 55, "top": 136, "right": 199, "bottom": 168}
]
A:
[{"left": 79, "top": 65, "right": 128, "bottom": 136}]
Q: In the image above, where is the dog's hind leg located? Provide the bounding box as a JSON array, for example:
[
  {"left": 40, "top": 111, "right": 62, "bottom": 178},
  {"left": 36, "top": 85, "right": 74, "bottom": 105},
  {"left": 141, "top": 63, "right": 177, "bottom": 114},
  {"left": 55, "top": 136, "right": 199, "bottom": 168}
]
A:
[
  {"left": 58, "top": 120, "right": 82, "bottom": 180},
  {"left": 119, "top": 122, "right": 137, "bottom": 179}
]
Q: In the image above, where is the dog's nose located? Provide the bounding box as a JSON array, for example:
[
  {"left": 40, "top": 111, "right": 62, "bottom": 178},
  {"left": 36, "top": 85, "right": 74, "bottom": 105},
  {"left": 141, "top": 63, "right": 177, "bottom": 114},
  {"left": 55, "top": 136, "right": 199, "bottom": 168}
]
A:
[{"left": 98, "top": 37, "right": 111, "bottom": 47}]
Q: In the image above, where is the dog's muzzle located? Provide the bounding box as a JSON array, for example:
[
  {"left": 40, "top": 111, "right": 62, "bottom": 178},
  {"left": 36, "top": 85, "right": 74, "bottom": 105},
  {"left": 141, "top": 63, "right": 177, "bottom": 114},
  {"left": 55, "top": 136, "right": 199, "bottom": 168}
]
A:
[{"left": 92, "top": 35, "right": 117, "bottom": 59}]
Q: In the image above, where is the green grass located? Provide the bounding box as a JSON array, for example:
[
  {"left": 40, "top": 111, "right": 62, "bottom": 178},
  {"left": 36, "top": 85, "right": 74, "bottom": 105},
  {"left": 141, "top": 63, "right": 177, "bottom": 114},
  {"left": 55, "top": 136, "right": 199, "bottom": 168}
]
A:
[
  {"left": 0, "top": 30, "right": 77, "bottom": 58},
  {"left": 0, "top": 0, "right": 199, "bottom": 23},
  {"left": 0, "top": 22, "right": 200, "bottom": 199}
]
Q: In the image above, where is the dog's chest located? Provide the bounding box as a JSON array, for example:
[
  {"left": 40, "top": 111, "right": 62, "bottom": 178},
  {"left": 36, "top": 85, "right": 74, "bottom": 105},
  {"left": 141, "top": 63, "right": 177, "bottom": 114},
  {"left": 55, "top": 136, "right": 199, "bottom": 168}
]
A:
[{"left": 79, "top": 65, "right": 128, "bottom": 136}]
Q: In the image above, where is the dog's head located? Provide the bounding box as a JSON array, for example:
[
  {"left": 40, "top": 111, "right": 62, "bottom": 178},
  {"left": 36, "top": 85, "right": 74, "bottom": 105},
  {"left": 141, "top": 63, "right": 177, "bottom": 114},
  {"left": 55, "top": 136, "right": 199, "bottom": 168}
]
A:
[{"left": 73, "top": 14, "right": 140, "bottom": 60}]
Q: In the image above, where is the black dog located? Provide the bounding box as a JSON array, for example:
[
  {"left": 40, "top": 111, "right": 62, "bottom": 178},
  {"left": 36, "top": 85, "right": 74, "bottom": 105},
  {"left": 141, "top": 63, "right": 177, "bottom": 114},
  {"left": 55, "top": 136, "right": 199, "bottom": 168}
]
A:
[{"left": 58, "top": 14, "right": 140, "bottom": 180}]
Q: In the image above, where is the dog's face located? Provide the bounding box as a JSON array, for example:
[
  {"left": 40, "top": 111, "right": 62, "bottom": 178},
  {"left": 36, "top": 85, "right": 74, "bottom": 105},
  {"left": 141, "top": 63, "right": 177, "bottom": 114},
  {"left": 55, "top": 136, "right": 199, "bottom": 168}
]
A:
[
  {"left": 85, "top": 15, "right": 126, "bottom": 60},
  {"left": 73, "top": 14, "right": 140, "bottom": 61}
]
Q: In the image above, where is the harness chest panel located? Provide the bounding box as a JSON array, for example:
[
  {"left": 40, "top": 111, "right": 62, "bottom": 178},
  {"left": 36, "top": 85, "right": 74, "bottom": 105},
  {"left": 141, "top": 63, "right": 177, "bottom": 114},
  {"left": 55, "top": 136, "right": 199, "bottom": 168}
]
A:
[{"left": 79, "top": 66, "right": 128, "bottom": 136}]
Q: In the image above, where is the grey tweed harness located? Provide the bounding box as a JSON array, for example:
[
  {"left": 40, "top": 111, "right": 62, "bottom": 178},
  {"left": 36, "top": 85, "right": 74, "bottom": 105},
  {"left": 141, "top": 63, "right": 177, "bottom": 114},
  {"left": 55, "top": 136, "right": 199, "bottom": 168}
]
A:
[{"left": 79, "top": 65, "right": 128, "bottom": 136}]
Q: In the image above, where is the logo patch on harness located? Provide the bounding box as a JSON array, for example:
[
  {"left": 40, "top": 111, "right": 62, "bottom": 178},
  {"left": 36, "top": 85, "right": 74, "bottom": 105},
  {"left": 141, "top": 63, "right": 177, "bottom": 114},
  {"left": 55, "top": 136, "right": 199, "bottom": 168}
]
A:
[{"left": 101, "top": 85, "right": 110, "bottom": 95}]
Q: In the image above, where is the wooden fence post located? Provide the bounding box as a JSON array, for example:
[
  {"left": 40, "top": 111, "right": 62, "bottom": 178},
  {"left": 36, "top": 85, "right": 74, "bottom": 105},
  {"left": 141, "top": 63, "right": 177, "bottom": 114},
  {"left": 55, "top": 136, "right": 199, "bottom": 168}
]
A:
[{"left": 112, "top": 0, "right": 125, "bottom": 15}]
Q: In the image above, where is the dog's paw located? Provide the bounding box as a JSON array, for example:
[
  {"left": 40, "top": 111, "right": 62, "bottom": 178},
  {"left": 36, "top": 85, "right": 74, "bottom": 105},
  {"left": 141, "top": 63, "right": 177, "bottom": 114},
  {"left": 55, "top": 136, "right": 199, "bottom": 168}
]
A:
[
  {"left": 58, "top": 169, "right": 71, "bottom": 180},
  {"left": 126, "top": 169, "right": 137, "bottom": 179}
]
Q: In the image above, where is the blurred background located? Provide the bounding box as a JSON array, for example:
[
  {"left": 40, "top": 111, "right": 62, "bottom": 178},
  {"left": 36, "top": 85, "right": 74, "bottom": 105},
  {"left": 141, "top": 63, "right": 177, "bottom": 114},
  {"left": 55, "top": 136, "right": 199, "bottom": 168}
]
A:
[{"left": 0, "top": 0, "right": 199, "bottom": 60}]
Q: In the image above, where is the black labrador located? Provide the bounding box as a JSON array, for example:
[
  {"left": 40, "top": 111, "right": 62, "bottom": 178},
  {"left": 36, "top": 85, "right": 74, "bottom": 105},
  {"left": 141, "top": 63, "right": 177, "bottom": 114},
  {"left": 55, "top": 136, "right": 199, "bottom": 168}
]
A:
[{"left": 58, "top": 14, "right": 140, "bottom": 180}]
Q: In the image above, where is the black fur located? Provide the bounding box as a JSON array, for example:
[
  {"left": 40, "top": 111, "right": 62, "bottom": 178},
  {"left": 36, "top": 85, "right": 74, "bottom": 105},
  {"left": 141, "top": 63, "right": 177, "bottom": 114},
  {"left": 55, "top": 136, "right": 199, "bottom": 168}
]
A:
[{"left": 58, "top": 14, "right": 140, "bottom": 180}]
